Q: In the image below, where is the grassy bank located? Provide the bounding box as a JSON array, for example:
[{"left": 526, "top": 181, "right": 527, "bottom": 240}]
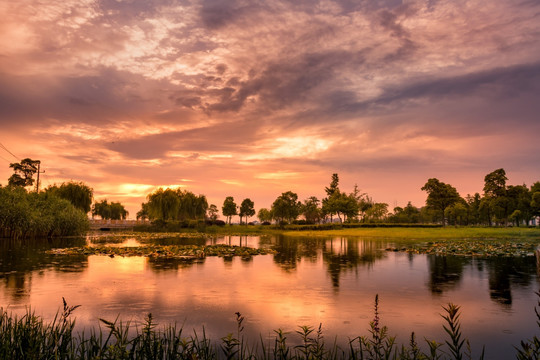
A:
[
  {"left": 1, "top": 295, "right": 539, "bottom": 359},
  {"left": 133, "top": 223, "right": 540, "bottom": 240},
  {"left": 280, "top": 226, "right": 540, "bottom": 240}
]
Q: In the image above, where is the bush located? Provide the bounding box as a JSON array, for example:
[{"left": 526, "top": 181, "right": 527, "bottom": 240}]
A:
[{"left": 0, "top": 187, "right": 88, "bottom": 239}]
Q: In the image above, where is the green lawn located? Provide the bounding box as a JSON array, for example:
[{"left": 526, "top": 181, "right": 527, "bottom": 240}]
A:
[
  {"left": 280, "top": 226, "right": 540, "bottom": 239},
  {"left": 134, "top": 224, "right": 540, "bottom": 240}
]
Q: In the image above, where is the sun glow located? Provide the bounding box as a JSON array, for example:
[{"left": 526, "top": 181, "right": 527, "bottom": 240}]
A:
[
  {"left": 255, "top": 171, "right": 301, "bottom": 180},
  {"left": 272, "top": 136, "right": 332, "bottom": 158}
]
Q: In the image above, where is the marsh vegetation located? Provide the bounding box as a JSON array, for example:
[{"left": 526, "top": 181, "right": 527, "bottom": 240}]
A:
[{"left": 1, "top": 294, "right": 539, "bottom": 359}]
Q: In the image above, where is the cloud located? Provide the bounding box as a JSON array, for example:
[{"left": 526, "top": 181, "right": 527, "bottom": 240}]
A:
[{"left": 1, "top": 0, "right": 540, "bottom": 215}]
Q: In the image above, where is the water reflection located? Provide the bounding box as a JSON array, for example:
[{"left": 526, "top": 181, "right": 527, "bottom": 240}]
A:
[
  {"left": 0, "top": 233, "right": 539, "bottom": 358},
  {"left": 147, "top": 257, "right": 205, "bottom": 271},
  {"left": 426, "top": 254, "right": 538, "bottom": 307},
  {"left": 487, "top": 257, "right": 537, "bottom": 306},
  {"left": 427, "top": 256, "right": 467, "bottom": 294},
  {"left": 272, "top": 236, "right": 317, "bottom": 271},
  {"left": 0, "top": 237, "right": 87, "bottom": 301},
  {"left": 1, "top": 234, "right": 538, "bottom": 310},
  {"left": 323, "top": 238, "right": 384, "bottom": 288}
]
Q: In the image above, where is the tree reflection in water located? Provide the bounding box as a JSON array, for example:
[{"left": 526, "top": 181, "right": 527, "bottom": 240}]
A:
[
  {"left": 427, "top": 253, "right": 538, "bottom": 306},
  {"left": 323, "top": 238, "right": 383, "bottom": 288},
  {"left": 147, "top": 257, "right": 205, "bottom": 272},
  {"left": 487, "top": 256, "right": 536, "bottom": 306},
  {"left": 0, "top": 237, "right": 87, "bottom": 301},
  {"left": 272, "top": 236, "right": 322, "bottom": 272},
  {"left": 271, "top": 236, "right": 385, "bottom": 288},
  {"left": 1, "top": 234, "right": 538, "bottom": 309},
  {"left": 427, "top": 256, "right": 467, "bottom": 294}
]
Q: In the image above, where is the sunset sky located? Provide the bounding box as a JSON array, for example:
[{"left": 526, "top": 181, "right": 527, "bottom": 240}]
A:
[{"left": 1, "top": 0, "right": 539, "bottom": 218}]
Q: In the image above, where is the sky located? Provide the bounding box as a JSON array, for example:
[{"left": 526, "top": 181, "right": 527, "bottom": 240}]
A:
[{"left": 1, "top": 0, "right": 539, "bottom": 218}]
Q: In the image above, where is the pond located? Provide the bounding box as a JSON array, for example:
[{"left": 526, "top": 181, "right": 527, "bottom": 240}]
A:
[{"left": 0, "top": 233, "right": 538, "bottom": 359}]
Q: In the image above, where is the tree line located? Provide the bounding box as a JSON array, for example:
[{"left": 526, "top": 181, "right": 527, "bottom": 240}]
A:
[
  {"left": 135, "top": 169, "right": 540, "bottom": 227},
  {"left": 421, "top": 169, "right": 540, "bottom": 226},
  {"left": 4, "top": 158, "right": 129, "bottom": 221},
  {"left": 3, "top": 158, "right": 540, "bottom": 231},
  {"left": 0, "top": 158, "right": 132, "bottom": 238}
]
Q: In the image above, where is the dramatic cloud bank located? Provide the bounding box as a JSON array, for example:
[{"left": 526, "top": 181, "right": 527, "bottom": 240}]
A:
[{"left": 1, "top": 0, "right": 539, "bottom": 216}]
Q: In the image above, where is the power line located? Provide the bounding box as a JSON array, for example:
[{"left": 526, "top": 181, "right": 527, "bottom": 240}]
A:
[
  {"left": 0, "top": 142, "right": 19, "bottom": 161},
  {"left": 0, "top": 154, "right": 11, "bottom": 163}
]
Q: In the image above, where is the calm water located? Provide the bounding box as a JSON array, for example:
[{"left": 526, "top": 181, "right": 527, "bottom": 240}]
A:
[{"left": 0, "top": 233, "right": 538, "bottom": 358}]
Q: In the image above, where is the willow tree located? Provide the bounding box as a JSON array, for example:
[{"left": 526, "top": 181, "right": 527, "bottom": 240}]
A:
[
  {"left": 91, "top": 200, "right": 128, "bottom": 220},
  {"left": 143, "top": 187, "right": 208, "bottom": 221},
  {"left": 146, "top": 188, "right": 180, "bottom": 220},
  {"left": 46, "top": 181, "right": 93, "bottom": 213}
]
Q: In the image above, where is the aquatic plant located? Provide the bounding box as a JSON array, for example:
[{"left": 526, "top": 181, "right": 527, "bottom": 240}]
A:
[
  {"left": 47, "top": 243, "right": 276, "bottom": 259},
  {"left": 0, "top": 294, "right": 536, "bottom": 359},
  {"left": 385, "top": 240, "right": 539, "bottom": 258}
]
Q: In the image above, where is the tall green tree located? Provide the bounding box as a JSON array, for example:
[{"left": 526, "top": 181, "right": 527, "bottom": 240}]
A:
[
  {"left": 136, "top": 202, "right": 150, "bottom": 221},
  {"left": 302, "top": 196, "right": 322, "bottom": 224},
  {"left": 531, "top": 182, "right": 540, "bottom": 219},
  {"left": 257, "top": 208, "right": 272, "bottom": 223},
  {"left": 143, "top": 188, "right": 207, "bottom": 221},
  {"left": 207, "top": 204, "right": 219, "bottom": 221},
  {"left": 222, "top": 196, "right": 238, "bottom": 224},
  {"left": 483, "top": 168, "right": 507, "bottom": 198},
  {"left": 465, "top": 193, "right": 481, "bottom": 225},
  {"left": 271, "top": 191, "right": 302, "bottom": 224},
  {"left": 45, "top": 181, "right": 93, "bottom": 213},
  {"left": 364, "top": 202, "right": 389, "bottom": 222},
  {"left": 507, "top": 184, "right": 532, "bottom": 226},
  {"left": 146, "top": 188, "right": 180, "bottom": 220},
  {"left": 389, "top": 201, "right": 420, "bottom": 223},
  {"left": 177, "top": 190, "right": 208, "bottom": 221},
  {"left": 483, "top": 168, "right": 509, "bottom": 225},
  {"left": 325, "top": 173, "right": 340, "bottom": 197},
  {"left": 8, "top": 158, "right": 40, "bottom": 188},
  {"left": 421, "top": 178, "right": 462, "bottom": 225},
  {"left": 92, "top": 200, "right": 129, "bottom": 220},
  {"left": 444, "top": 200, "right": 468, "bottom": 225},
  {"left": 322, "top": 173, "right": 340, "bottom": 222},
  {"left": 239, "top": 198, "right": 255, "bottom": 224}
]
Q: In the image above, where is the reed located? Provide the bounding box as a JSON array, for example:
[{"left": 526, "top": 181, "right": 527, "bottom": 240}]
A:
[{"left": 0, "top": 294, "right": 536, "bottom": 359}]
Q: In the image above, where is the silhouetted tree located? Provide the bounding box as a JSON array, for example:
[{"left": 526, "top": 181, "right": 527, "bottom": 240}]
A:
[
  {"left": 8, "top": 158, "right": 40, "bottom": 188},
  {"left": 421, "top": 178, "right": 462, "bottom": 224},
  {"left": 239, "top": 198, "right": 255, "bottom": 224},
  {"left": 45, "top": 181, "right": 93, "bottom": 213},
  {"left": 222, "top": 196, "right": 237, "bottom": 224},
  {"left": 271, "top": 191, "right": 302, "bottom": 224}
]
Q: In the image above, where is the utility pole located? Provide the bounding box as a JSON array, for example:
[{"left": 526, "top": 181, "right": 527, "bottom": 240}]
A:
[{"left": 36, "top": 161, "right": 45, "bottom": 192}]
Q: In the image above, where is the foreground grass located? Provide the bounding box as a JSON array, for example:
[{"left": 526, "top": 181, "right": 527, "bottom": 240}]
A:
[{"left": 2, "top": 295, "right": 539, "bottom": 359}]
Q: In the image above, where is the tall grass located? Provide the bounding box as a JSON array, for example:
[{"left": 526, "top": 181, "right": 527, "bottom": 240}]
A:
[{"left": 1, "top": 294, "right": 537, "bottom": 359}]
